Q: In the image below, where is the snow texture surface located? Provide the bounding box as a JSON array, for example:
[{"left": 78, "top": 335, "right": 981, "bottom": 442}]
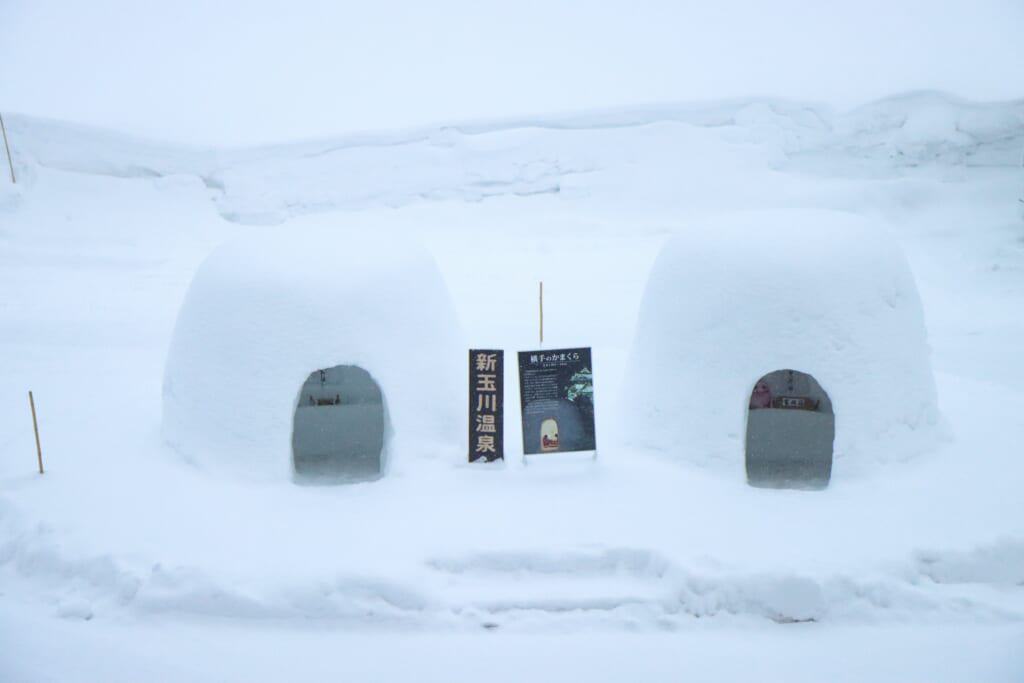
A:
[
  {"left": 162, "top": 226, "right": 463, "bottom": 479},
  {"left": 1, "top": 90, "right": 1023, "bottom": 681},
  {"left": 623, "top": 209, "right": 940, "bottom": 471}
]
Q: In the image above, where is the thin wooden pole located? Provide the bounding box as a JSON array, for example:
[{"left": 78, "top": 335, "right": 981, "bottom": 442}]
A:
[
  {"left": 0, "top": 113, "right": 14, "bottom": 184},
  {"left": 539, "top": 281, "right": 544, "bottom": 346},
  {"left": 29, "top": 391, "right": 43, "bottom": 474}
]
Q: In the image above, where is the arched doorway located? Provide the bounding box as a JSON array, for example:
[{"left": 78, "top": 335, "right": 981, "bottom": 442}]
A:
[
  {"left": 745, "top": 369, "right": 834, "bottom": 489},
  {"left": 292, "top": 365, "right": 385, "bottom": 482}
]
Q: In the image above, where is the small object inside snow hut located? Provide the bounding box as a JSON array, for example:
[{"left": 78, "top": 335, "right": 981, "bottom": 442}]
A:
[
  {"left": 292, "top": 365, "right": 385, "bottom": 483},
  {"left": 745, "top": 369, "right": 834, "bottom": 489}
]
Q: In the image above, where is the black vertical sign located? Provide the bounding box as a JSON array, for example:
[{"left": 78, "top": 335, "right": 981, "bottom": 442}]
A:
[
  {"left": 469, "top": 349, "right": 504, "bottom": 462},
  {"left": 518, "top": 347, "right": 596, "bottom": 455}
]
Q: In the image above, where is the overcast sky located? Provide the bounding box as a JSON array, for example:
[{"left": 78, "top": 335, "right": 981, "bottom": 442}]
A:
[{"left": 2, "top": 0, "right": 1022, "bottom": 145}]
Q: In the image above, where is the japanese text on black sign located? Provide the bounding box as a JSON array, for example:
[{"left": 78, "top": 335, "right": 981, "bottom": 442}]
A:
[
  {"left": 517, "top": 347, "right": 596, "bottom": 455},
  {"left": 468, "top": 350, "right": 504, "bottom": 462}
]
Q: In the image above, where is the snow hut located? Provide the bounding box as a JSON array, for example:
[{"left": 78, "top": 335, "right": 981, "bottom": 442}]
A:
[
  {"left": 621, "top": 209, "right": 940, "bottom": 482},
  {"left": 161, "top": 225, "right": 463, "bottom": 482}
]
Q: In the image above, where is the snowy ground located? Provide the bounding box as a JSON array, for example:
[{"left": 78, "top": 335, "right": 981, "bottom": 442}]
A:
[{"left": 1, "top": 92, "right": 1023, "bottom": 680}]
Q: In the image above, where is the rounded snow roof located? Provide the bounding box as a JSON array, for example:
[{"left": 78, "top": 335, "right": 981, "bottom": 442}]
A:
[
  {"left": 621, "top": 209, "right": 940, "bottom": 471},
  {"left": 162, "top": 225, "right": 464, "bottom": 479}
]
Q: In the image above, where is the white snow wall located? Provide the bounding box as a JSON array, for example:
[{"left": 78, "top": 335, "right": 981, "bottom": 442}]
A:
[
  {"left": 162, "top": 226, "right": 464, "bottom": 480},
  {"left": 621, "top": 209, "right": 941, "bottom": 472}
]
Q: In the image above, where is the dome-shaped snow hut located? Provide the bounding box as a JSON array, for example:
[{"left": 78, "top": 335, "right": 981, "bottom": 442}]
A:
[
  {"left": 162, "top": 226, "right": 463, "bottom": 482},
  {"left": 621, "top": 210, "right": 940, "bottom": 483}
]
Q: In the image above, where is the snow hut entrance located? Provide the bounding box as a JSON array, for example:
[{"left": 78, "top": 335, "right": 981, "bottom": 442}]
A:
[
  {"left": 292, "top": 365, "right": 385, "bottom": 482},
  {"left": 745, "top": 369, "right": 834, "bottom": 489}
]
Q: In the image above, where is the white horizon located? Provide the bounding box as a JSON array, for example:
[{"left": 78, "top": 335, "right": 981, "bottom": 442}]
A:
[{"left": 3, "top": 0, "right": 1022, "bottom": 146}]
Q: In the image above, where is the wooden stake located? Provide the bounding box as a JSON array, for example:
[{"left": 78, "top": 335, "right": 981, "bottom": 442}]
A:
[
  {"left": 0, "top": 113, "right": 14, "bottom": 184},
  {"left": 29, "top": 391, "right": 43, "bottom": 474},
  {"left": 539, "top": 281, "right": 544, "bottom": 345}
]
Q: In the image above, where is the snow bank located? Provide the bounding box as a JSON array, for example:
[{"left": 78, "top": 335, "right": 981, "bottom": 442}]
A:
[
  {"left": 8, "top": 520, "right": 1020, "bottom": 627},
  {"left": 916, "top": 538, "right": 1024, "bottom": 586},
  {"left": 621, "top": 209, "right": 940, "bottom": 471},
  {"left": 7, "top": 92, "right": 1021, "bottom": 224},
  {"left": 161, "top": 224, "right": 464, "bottom": 479},
  {"left": 831, "top": 92, "right": 1024, "bottom": 166}
]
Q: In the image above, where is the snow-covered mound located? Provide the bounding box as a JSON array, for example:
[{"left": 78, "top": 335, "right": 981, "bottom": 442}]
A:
[
  {"left": 832, "top": 91, "right": 1024, "bottom": 166},
  {"left": 622, "top": 209, "right": 941, "bottom": 473},
  {"left": 161, "top": 224, "right": 464, "bottom": 479}
]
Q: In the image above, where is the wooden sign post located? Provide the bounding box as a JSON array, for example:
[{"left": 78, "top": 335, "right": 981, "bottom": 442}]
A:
[
  {"left": 539, "top": 281, "right": 544, "bottom": 345},
  {"left": 0, "top": 113, "right": 14, "bottom": 184},
  {"left": 28, "top": 391, "right": 43, "bottom": 474}
]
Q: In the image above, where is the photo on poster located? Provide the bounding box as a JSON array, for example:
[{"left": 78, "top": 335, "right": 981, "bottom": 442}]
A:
[{"left": 517, "top": 347, "right": 595, "bottom": 455}]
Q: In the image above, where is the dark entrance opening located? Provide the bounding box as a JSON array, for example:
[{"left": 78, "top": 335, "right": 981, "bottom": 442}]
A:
[
  {"left": 292, "top": 365, "right": 385, "bottom": 483},
  {"left": 745, "top": 369, "right": 834, "bottom": 489}
]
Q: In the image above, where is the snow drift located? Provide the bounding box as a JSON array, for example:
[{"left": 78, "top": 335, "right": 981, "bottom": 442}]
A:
[
  {"left": 621, "top": 209, "right": 941, "bottom": 473},
  {"left": 161, "top": 224, "right": 464, "bottom": 479}
]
